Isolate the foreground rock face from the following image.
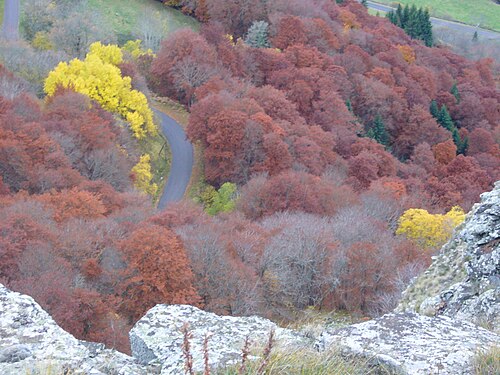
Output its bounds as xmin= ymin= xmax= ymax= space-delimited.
xmin=398 ymin=182 xmax=500 ymax=329
xmin=0 ymin=284 xmax=151 ymax=375
xmin=130 ymin=304 xmax=308 ymax=374
xmin=316 ymin=312 xmax=499 ymax=375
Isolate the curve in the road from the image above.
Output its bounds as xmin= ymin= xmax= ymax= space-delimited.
xmin=366 ymin=1 xmax=500 ymax=40
xmin=1 ymin=0 xmax=20 ymax=41
xmin=154 ymin=109 xmax=194 ymax=209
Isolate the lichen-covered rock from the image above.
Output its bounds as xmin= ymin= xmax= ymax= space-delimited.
xmin=316 ymin=312 xmax=500 ymax=375
xmin=130 ymin=304 xmax=309 ymax=374
xmin=398 ymin=182 xmax=500 ymax=330
xmin=0 ymin=284 xmax=153 ymax=375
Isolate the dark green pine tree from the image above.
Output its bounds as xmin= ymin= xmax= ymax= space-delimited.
xmin=387 ymin=11 xmax=396 ymax=25
xmin=421 ymin=8 xmax=433 ymax=47
xmin=451 ymin=83 xmax=461 ymax=103
xmin=367 ymin=115 xmax=389 ymax=147
xmin=452 ymin=128 xmax=468 ymax=155
xmin=437 ymin=105 xmax=455 ymax=131
xmin=404 ymin=6 xmax=420 ymax=39
xmin=415 ymin=8 xmax=425 ymax=37
xmin=394 ymin=4 xmax=404 ymax=27
xmin=430 ymin=100 xmax=439 ymax=118
xmin=387 ymin=5 xmax=433 ymax=46
xmin=346 ymin=99 xmax=353 ymax=113
xmin=402 ymin=4 xmax=411 ymax=26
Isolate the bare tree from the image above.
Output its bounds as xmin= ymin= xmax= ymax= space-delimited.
xmin=259 ymin=213 xmax=338 ymax=310
xmin=135 ymin=8 xmax=166 ymax=52
xmin=177 ymin=221 xmax=261 ymax=315
xmin=0 ymin=71 xmax=28 ymax=99
xmin=170 ymin=55 xmax=219 ymax=104
xmin=0 ymin=40 xmax=68 ymax=96
xmin=50 ymin=7 xmax=115 ymax=58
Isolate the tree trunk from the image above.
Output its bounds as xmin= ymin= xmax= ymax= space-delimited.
xmin=2 ymin=0 xmax=20 ymax=41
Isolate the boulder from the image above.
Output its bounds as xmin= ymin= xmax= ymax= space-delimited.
xmin=398 ymin=181 xmax=500 ymax=330
xmin=130 ymin=304 xmax=308 ymax=374
xmin=0 ymin=284 xmax=153 ymax=375
xmin=316 ymin=312 xmax=500 ymax=375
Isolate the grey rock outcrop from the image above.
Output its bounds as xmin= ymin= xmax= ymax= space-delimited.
xmin=316 ymin=312 xmax=499 ymax=375
xmin=0 ymin=284 xmax=153 ymax=375
xmin=130 ymin=304 xmax=308 ymax=374
xmin=398 ymin=181 xmax=500 ymax=330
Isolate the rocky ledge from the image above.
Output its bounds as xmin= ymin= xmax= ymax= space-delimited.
xmin=317 ymin=312 xmax=499 ymax=375
xmin=398 ymin=181 xmax=500 ymax=329
xmin=130 ymin=304 xmax=308 ymax=374
xmin=0 ymin=284 xmax=152 ymax=375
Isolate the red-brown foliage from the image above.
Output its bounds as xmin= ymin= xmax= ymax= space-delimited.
xmin=118 ymin=224 xmax=201 ymax=321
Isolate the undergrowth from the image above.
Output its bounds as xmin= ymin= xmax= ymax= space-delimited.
xmin=472 ymin=345 xmax=500 ymax=375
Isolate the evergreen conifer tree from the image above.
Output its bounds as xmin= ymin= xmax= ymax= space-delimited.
xmin=452 ymin=129 xmax=468 ymax=155
xmin=387 ymin=4 xmax=433 ymax=46
xmin=394 ymin=4 xmax=404 ymax=27
xmin=402 ymin=4 xmax=410 ymax=26
xmin=430 ymin=100 xmax=439 ymax=118
xmin=451 ymin=83 xmax=461 ymax=103
xmin=421 ymin=9 xmax=433 ymax=46
xmin=404 ymin=6 xmax=419 ymax=39
xmin=245 ymin=21 xmax=270 ymax=48
xmin=346 ymin=99 xmax=353 ymax=113
xmin=437 ymin=105 xmax=454 ymax=131
xmin=367 ymin=115 xmax=389 ymax=147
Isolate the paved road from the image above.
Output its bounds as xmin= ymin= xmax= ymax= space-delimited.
xmin=1 ymin=0 xmax=20 ymax=41
xmin=366 ymin=1 xmax=500 ymax=40
xmin=154 ymin=109 xmax=193 ymax=209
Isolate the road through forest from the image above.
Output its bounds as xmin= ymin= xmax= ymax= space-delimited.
xmin=2 ymin=0 xmax=195 ymax=207
xmin=154 ymin=109 xmax=194 ymax=209
xmin=1 ymin=0 xmax=20 ymax=40
xmin=366 ymin=1 xmax=500 ymax=40
xmin=3 ymin=0 xmax=497 ymax=208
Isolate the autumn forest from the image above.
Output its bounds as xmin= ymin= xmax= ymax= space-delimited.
xmin=0 ymin=0 xmax=498 ymax=354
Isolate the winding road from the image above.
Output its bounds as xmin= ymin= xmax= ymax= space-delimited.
xmin=2 ymin=0 xmax=194 ymax=207
xmin=1 ymin=0 xmax=20 ymax=41
xmin=154 ymin=109 xmax=194 ymax=209
xmin=366 ymin=1 xmax=500 ymax=40
xmin=3 ymin=0 xmax=497 ymax=208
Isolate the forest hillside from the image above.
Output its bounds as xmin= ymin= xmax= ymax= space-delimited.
xmin=0 ymin=0 xmax=498 ymax=367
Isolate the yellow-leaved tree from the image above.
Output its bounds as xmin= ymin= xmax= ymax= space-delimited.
xmin=44 ymin=42 xmax=156 ymax=139
xmin=122 ymin=40 xmax=154 ymax=59
xmin=131 ymin=154 xmax=158 ymax=195
xmin=396 ymin=206 xmax=466 ymax=249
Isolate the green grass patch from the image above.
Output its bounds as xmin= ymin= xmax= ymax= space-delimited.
xmin=137 ymin=121 xmax=171 ymax=204
xmin=473 ymin=346 xmax=500 ymax=375
xmin=87 ymin=0 xmax=199 ymax=43
xmin=373 ymin=0 xmax=500 ymax=31
xmin=187 ymin=142 xmax=206 ymax=200
xmin=368 ymin=7 xmax=386 ymax=17
xmin=2 ymin=0 xmax=198 ymax=42
xmin=152 ymin=96 xmax=190 ymax=128
xmin=0 ymin=0 xmax=4 ymax=25
xmin=219 ymin=347 xmax=396 ymax=375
